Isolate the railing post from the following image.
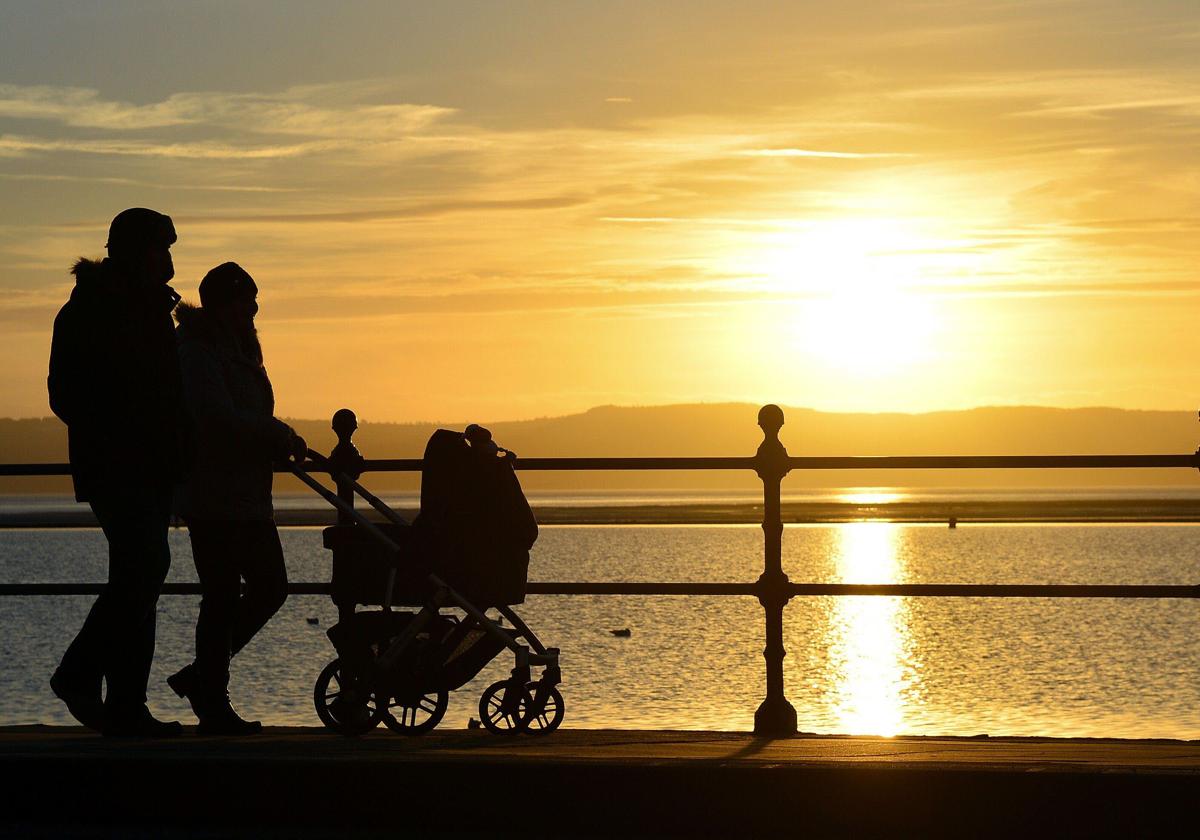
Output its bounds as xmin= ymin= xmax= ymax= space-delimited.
xmin=329 ymin=408 xmax=364 ymax=525
xmin=753 ymin=404 xmax=797 ymax=737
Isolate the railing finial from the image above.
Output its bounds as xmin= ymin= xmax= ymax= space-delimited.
xmin=330 ymin=407 xmax=363 ymax=475
xmin=329 ymin=408 xmax=364 ymax=524
xmin=332 ymin=407 xmax=358 ymax=449
xmin=758 ymin=403 xmax=784 ymax=439
xmin=754 ymin=404 xmax=790 ymax=482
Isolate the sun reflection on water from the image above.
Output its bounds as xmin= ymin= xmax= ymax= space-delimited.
xmin=827 ymin=522 xmax=919 ymax=736
xmin=839 ymin=489 xmax=904 ymax=506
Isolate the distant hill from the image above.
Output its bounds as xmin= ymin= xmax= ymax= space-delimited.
xmin=3 ymin=404 xmax=1199 ymax=493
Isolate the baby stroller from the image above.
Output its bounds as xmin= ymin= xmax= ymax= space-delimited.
xmin=290 ymin=425 xmax=563 ymax=736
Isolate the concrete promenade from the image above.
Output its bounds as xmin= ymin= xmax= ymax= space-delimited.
xmin=3 ymin=727 xmax=1198 ymax=837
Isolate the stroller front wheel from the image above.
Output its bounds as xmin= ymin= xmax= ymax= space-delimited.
xmin=522 ymin=682 xmax=564 ymax=735
xmin=313 ymin=658 xmax=385 ymax=736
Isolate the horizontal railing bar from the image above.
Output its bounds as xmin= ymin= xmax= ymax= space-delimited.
xmin=4 ymin=453 xmax=1199 ymax=478
xmin=787 ymin=454 xmax=1200 ymax=470
xmin=789 ymin=583 xmax=1200 ymax=598
xmin=525 ymin=582 xmax=757 ymax=595
xmin=495 ymin=457 xmax=756 ymax=471
xmin=0 ymin=583 xmax=332 ymax=596
xmin=344 ymin=454 xmax=1200 ymax=471
xmin=530 ymin=583 xmax=1194 ymax=597
xmin=1 ymin=582 xmax=1196 ymax=598
xmin=355 ymin=458 xmax=759 ymax=472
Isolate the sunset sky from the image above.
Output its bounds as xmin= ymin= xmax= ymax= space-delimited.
xmin=1 ymin=1 xmax=1198 ymax=422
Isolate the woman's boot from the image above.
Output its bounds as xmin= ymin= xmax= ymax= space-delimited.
xmin=168 ymin=663 xmax=262 ymax=735
xmin=195 ymin=696 xmax=263 ymax=736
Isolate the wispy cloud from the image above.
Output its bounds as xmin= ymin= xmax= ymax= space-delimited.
xmin=0 ymin=134 xmax=326 ymax=160
xmin=737 ymin=148 xmax=915 ymax=159
xmin=0 ymin=83 xmax=453 ymax=138
xmin=173 ymin=194 xmax=591 ymax=225
xmin=599 ymin=216 xmax=842 ymax=229
xmin=896 ymin=70 xmax=1200 ymax=118
xmin=1015 ymin=95 xmax=1200 ymax=118
xmin=915 ymin=279 xmax=1200 ymax=299
xmin=0 ymin=84 xmax=193 ymax=130
xmin=0 ymin=171 xmax=304 ymax=192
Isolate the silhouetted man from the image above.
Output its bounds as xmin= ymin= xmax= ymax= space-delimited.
xmin=48 ymin=208 xmax=185 ymax=737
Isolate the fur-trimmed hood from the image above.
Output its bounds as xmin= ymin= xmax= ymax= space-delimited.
xmin=69 ymin=256 xmax=180 ymax=311
xmin=173 ymin=300 xmax=212 ymax=336
xmin=69 ymin=257 xmax=109 ymax=289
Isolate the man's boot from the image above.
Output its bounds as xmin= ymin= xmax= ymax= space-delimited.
xmin=50 ymin=668 xmax=104 ymax=731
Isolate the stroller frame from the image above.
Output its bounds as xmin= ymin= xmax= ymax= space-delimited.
xmin=291 ymin=453 xmax=562 ymax=735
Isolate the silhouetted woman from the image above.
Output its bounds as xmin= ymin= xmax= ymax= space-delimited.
xmin=167 ymin=262 xmax=306 ymax=734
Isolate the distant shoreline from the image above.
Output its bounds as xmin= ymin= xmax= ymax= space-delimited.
xmin=4 ymin=498 xmax=1200 ymax=528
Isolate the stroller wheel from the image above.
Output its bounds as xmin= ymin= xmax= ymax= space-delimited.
xmin=382 ymin=689 xmax=449 ymax=735
xmin=522 ymin=682 xmax=564 ymax=735
xmin=479 ymin=680 xmax=532 ymax=735
xmin=313 ymin=658 xmax=384 ymax=736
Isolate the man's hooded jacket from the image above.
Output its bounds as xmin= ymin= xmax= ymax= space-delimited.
xmin=48 ymin=258 xmax=184 ymax=501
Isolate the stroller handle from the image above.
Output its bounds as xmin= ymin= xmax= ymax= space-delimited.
xmin=287 ymin=461 xmax=403 ymax=551
xmin=300 ymin=448 xmax=408 ymax=528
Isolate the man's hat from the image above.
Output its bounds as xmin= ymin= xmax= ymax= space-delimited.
xmin=199 ymin=262 xmax=257 ymax=308
xmin=106 ymin=208 xmax=176 ymax=256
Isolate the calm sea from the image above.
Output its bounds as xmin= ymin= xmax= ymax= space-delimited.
xmin=2 ymin=500 xmax=1198 ymax=738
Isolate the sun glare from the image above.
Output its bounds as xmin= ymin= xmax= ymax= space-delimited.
xmin=840 ymin=490 xmax=904 ymax=506
xmin=740 ymin=217 xmax=945 ymax=377
xmin=800 ymin=291 xmax=936 ymax=375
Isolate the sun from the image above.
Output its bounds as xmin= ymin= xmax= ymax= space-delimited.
xmin=800 ymin=285 xmax=938 ymax=376
xmin=744 ymin=217 xmax=943 ymax=377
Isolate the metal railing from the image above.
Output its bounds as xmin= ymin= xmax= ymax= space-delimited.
xmin=2 ymin=404 xmax=1200 ymax=736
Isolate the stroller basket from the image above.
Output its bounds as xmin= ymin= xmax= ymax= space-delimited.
xmin=327 ymin=608 xmax=513 ymax=694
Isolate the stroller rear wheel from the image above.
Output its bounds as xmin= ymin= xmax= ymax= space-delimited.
xmin=314 ymin=658 xmax=384 ymax=735
xmin=479 ymin=680 xmax=531 ymax=734
xmin=382 ymin=689 xmax=449 ymax=735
